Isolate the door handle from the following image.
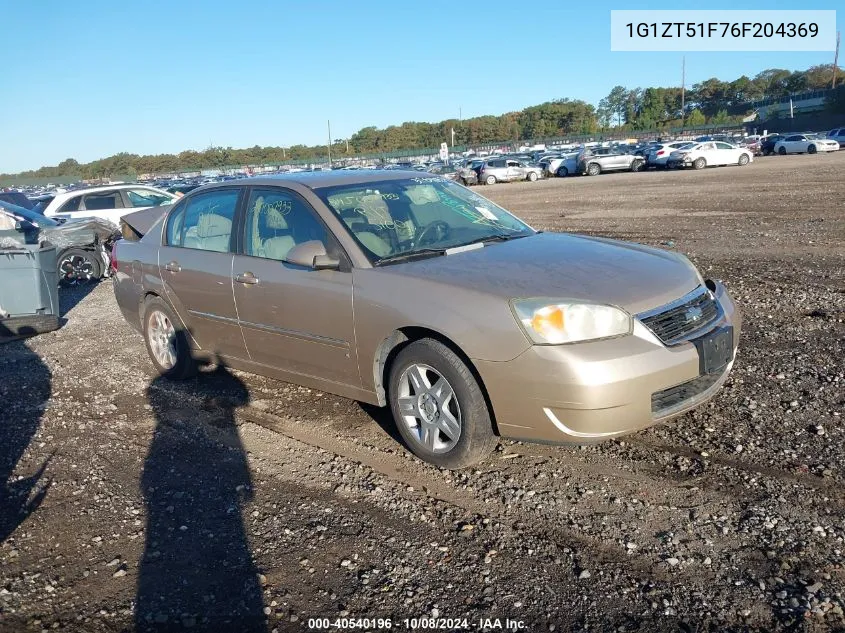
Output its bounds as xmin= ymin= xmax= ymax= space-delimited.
xmin=164 ymin=261 xmax=181 ymax=273
xmin=235 ymin=272 xmax=259 ymax=285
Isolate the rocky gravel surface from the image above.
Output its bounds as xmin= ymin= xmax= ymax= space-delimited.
xmin=1 ymin=152 xmax=843 ymax=632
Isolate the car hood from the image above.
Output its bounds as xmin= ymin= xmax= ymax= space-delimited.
xmin=378 ymin=232 xmax=701 ymax=315
xmin=41 ymin=217 xmax=120 ymax=247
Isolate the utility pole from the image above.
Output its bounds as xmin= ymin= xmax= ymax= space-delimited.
xmin=327 ymin=120 xmax=332 ymax=166
xmin=833 ymin=31 xmax=841 ymax=89
xmin=681 ymin=56 xmax=686 ymax=123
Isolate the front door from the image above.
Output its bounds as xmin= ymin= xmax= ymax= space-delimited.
xmin=157 ymin=187 xmax=248 ymax=360
xmin=232 ymin=187 xmax=360 ymax=387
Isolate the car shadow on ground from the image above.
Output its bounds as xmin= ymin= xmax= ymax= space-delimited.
xmin=0 ymin=339 xmax=52 ymax=543
xmin=59 ymin=279 xmax=101 ymax=316
xmin=136 ymin=366 xmax=266 ymax=632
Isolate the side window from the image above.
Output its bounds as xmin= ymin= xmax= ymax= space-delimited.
xmin=83 ymin=190 xmax=124 ymax=211
xmin=244 ymin=188 xmax=328 ymax=261
xmin=165 ymin=201 xmax=187 ymax=246
xmin=785 ymin=135 xmax=801 ymax=142
xmin=506 ymin=160 xmax=519 ymax=167
xmin=58 ymin=196 xmax=81 ymax=213
xmin=126 ymin=189 xmax=172 ymax=208
xmin=715 ymin=142 xmax=733 ymax=150
xmin=179 ymin=189 xmax=239 ymax=252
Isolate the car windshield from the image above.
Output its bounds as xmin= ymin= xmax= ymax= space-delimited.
xmin=316 ymin=177 xmax=535 ymax=263
xmin=0 ymin=200 xmax=60 ymax=227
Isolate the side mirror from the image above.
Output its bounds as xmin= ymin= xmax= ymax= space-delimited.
xmin=284 ymin=240 xmax=340 ymax=270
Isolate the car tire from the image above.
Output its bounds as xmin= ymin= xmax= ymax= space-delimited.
xmin=142 ymin=296 xmax=197 ymax=380
xmin=692 ymin=157 xmax=706 ymax=170
xmin=58 ymin=248 xmax=102 ymax=286
xmin=388 ymin=338 xmax=497 ymax=469
xmin=631 ymin=159 xmax=645 ymax=172
xmin=808 ymin=145 xmax=817 ymax=154
xmin=485 ymin=175 xmax=497 ymax=185
xmin=527 ymin=171 xmax=538 ymax=182
xmin=556 ymin=166 xmax=568 ymax=177
xmin=0 ymin=314 xmax=60 ymax=338
xmin=586 ymin=163 xmax=601 ymax=176
xmin=778 ymin=146 xmax=787 ymax=155
xmin=738 ymin=154 xmax=750 ymax=166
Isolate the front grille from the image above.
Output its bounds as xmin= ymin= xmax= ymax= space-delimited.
xmin=639 ymin=287 xmax=719 ymax=345
xmin=651 ymin=370 xmax=724 ymax=416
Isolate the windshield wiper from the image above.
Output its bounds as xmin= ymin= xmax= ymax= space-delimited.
xmin=373 ymin=248 xmax=448 ymax=266
xmin=458 ymin=232 xmax=534 ymax=247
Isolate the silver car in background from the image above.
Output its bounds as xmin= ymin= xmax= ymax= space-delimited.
xmin=477 ymin=159 xmax=544 ymax=185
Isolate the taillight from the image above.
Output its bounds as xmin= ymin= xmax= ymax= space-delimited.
xmin=110 ymin=240 xmax=119 ymax=274
xmin=657 ymin=150 xmax=665 ymax=156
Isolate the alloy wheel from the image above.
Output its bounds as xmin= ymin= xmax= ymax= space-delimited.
xmin=396 ymin=363 xmax=462 ymax=453
xmin=148 ymin=310 xmax=177 ymax=370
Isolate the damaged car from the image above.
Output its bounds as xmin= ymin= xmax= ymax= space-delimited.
xmin=0 ymin=200 xmax=120 ymax=285
xmin=112 ymin=172 xmax=741 ymax=469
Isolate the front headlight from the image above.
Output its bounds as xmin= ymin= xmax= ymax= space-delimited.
xmin=511 ymin=299 xmax=632 ymax=345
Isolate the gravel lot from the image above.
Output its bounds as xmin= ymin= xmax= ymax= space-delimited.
xmin=1 ymin=153 xmax=844 ymax=633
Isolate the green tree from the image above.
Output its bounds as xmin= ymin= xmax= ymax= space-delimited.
xmin=686 ymin=109 xmax=706 ymax=126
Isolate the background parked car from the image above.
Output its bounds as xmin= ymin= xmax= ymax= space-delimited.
xmin=646 ymin=142 xmax=694 ymax=169
xmin=477 ymin=159 xmax=543 ymax=185
xmin=543 ymin=152 xmax=579 ymax=177
xmin=426 ymin=164 xmax=478 ymax=186
xmin=827 ymin=127 xmax=845 ymax=148
xmin=774 ymin=134 xmax=840 ymax=155
xmin=577 ymin=147 xmax=645 ymax=176
xmin=667 ymin=141 xmax=753 ymax=169
xmin=0 ymin=200 xmax=120 ymax=285
xmin=41 ymin=184 xmax=178 ymax=225
xmin=759 ymin=134 xmax=786 ymax=156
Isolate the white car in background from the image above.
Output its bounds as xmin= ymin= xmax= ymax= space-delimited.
xmin=646 ymin=141 xmax=694 ymax=168
xmin=667 ymin=141 xmax=753 ymax=170
xmin=41 ymin=185 xmax=178 ymax=224
xmin=547 ymin=152 xmax=579 ymax=177
xmin=774 ymin=134 xmax=840 ymax=155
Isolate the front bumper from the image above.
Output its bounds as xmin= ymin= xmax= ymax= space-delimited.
xmin=474 ymin=281 xmax=741 ymax=444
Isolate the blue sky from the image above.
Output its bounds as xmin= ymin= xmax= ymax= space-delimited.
xmin=1 ymin=0 xmax=841 ymax=173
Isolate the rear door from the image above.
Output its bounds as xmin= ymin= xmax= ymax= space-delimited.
xmin=506 ymin=160 xmax=523 ymax=181
xmin=157 ymin=187 xmax=248 ymax=359
xmin=231 ymin=186 xmax=359 ymax=386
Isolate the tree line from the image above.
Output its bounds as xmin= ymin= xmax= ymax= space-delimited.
xmin=4 ymin=63 xmax=842 ymax=180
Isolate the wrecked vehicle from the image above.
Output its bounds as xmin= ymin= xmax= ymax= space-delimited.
xmin=112 ymin=172 xmax=741 ymax=469
xmin=0 ymin=200 xmax=120 ymax=285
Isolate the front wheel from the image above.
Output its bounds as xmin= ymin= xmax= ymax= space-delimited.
xmin=778 ymin=146 xmax=787 ymax=155
xmin=692 ymin=157 xmax=706 ymax=170
xmin=556 ymin=166 xmax=568 ymax=177
xmin=631 ymin=159 xmax=645 ymax=172
xmin=485 ymin=175 xmax=497 ymax=185
xmin=738 ymin=153 xmax=750 ymax=166
xmin=58 ymin=248 xmax=102 ymax=286
xmin=389 ymin=339 xmax=497 ymax=469
xmin=527 ymin=171 xmax=538 ymax=182
xmin=586 ymin=163 xmax=601 ymax=176
xmin=808 ymin=145 xmax=817 ymax=154
xmin=142 ymin=296 xmax=197 ymax=380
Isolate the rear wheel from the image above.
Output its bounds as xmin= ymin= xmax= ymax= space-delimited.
xmin=692 ymin=157 xmax=706 ymax=170
xmin=527 ymin=171 xmax=538 ymax=182
xmin=388 ymin=339 xmax=497 ymax=469
xmin=586 ymin=163 xmax=601 ymax=176
xmin=738 ymin=153 xmax=750 ymax=166
xmin=58 ymin=248 xmax=101 ymax=286
xmin=485 ymin=175 xmax=497 ymax=185
xmin=142 ymin=296 xmax=197 ymax=380
xmin=556 ymin=166 xmax=568 ymax=177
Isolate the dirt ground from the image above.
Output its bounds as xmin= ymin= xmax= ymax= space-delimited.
xmin=1 ymin=152 xmax=844 ymax=633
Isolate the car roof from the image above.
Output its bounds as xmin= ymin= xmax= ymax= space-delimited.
xmin=189 ymin=170 xmax=432 ymax=193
